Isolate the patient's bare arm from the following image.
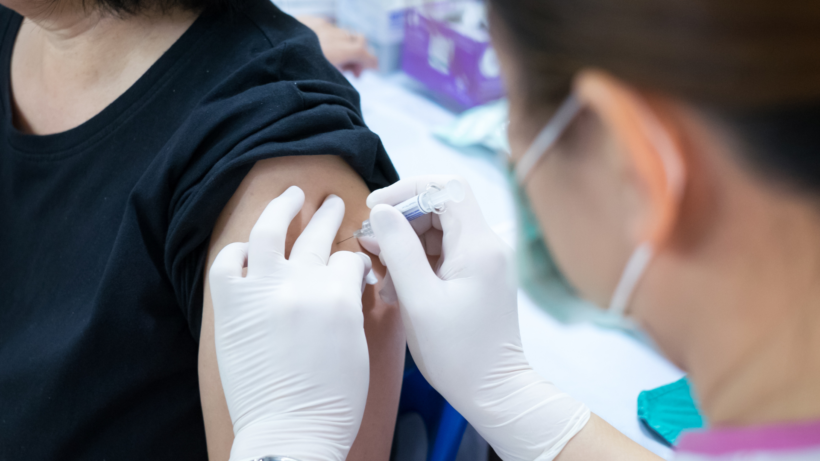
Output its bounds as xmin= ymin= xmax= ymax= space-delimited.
xmin=199 ymin=155 xmax=405 ymax=461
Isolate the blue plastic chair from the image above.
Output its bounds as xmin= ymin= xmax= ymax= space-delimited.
xmin=397 ymin=366 xmax=469 ymax=461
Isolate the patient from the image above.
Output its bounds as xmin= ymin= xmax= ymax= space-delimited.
xmin=0 ymin=0 xmax=403 ymax=459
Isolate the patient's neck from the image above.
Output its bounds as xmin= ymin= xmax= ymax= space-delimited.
xmin=9 ymin=3 xmax=198 ymax=134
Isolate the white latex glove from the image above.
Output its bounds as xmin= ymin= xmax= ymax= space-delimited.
xmin=361 ymin=176 xmax=590 ymax=461
xmin=209 ymin=186 xmax=372 ymax=461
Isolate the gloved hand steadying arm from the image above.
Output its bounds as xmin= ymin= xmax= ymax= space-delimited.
xmin=361 ymin=176 xmax=590 ymax=461
xmin=209 ymin=186 xmax=372 ymax=461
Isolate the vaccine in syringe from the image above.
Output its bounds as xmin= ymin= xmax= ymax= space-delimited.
xmin=353 ymin=180 xmax=466 ymax=239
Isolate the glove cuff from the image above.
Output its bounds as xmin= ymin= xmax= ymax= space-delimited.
xmin=464 ymin=371 xmax=591 ymax=461
xmin=236 ymin=457 xmax=303 ymax=461
xmin=229 ymin=423 xmax=349 ymax=461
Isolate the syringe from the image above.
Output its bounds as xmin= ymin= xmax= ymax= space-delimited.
xmin=348 ymin=180 xmax=466 ymax=240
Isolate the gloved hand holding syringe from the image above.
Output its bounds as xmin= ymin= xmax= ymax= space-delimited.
xmin=339 ymin=180 xmax=466 ymax=243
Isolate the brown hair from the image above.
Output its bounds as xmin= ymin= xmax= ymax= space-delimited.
xmin=56 ymin=0 xmax=244 ymax=16
xmin=489 ymin=0 xmax=820 ymax=194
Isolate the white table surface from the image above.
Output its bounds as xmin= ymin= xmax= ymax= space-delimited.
xmin=349 ymin=71 xmax=685 ymax=459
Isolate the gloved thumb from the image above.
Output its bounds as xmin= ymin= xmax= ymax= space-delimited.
xmin=370 ymin=204 xmax=438 ymax=295
xmin=356 ymin=234 xmax=381 ymax=256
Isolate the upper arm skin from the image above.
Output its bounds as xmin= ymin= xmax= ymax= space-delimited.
xmin=199 ymin=155 xmax=405 ymax=461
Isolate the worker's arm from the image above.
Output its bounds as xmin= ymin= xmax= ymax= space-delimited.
xmin=365 ymin=175 xmax=660 ymax=461
xmin=554 ymin=414 xmax=661 ymax=461
xmin=199 ymin=155 xmax=405 ymax=461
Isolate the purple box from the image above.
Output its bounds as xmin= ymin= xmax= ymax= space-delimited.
xmin=401 ymin=4 xmax=505 ymax=110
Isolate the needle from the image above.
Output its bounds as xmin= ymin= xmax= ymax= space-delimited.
xmin=336 ymin=235 xmax=356 ymax=244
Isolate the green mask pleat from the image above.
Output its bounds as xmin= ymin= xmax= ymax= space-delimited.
xmin=638 ymin=377 xmax=705 ymax=446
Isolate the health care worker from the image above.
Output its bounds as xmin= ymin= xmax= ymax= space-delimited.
xmin=207 ymin=0 xmax=820 ymax=460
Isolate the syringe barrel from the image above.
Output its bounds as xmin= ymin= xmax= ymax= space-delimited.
xmin=352 ymin=195 xmax=425 ymax=239
xmin=351 ymin=180 xmax=466 ymax=239
xmin=394 ymin=195 xmax=428 ymax=220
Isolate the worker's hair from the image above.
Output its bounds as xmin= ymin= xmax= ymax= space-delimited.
xmin=488 ymin=0 xmax=820 ymax=196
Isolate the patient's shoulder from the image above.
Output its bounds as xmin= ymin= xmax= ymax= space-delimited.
xmin=201 ymin=0 xmax=343 ymax=88
xmin=182 ymin=0 xmax=356 ymax=139
xmin=0 ymin=4 xmax=16 ymax=26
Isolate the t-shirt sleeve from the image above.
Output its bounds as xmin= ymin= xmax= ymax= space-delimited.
xmin=162 ymin=40 xmax=399 ymax=340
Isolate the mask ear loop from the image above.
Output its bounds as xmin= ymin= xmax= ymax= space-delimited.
xmin=515 ymin=95 xmax=583 ymax=184
xmin=609 ymin=243 xmax=654 ymax=316
xmin=608 ymin=102 xmax=686 ymax=317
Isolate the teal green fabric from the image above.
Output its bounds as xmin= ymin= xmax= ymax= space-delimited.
xmin=509 ymin=169 xmax=645 ymax=333
xmin=638 ymin=377 xmax=705 ymax=446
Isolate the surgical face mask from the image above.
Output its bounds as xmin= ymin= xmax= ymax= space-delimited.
xmin=509 ymin=95 xmax=655 ymax=335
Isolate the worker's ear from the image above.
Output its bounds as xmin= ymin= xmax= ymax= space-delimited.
xmin=574 ymin=70 xmax=686 ymax=247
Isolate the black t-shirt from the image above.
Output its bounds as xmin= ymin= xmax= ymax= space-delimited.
xmin=0 ymin=1 xmax=398 ymax=458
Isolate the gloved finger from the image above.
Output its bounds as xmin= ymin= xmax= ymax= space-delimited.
xmin=370 ymin=204 xmax=439 ymax=295
xmin=431 ymin=178 xmax=487 ymax=231
xmin=328 ymin=250 xmax=368 ymax=295
xmin=356 ymin=251 xmax=377 ymax=292
xmin=410 ymin=213 xmax=434 ymax=235
xmin=248 ymin=186 xmax=305 ymax=276
xmin=361 ymin=252 xmax=378 ymax=286
xmin=366 ymin=175 xmax=458 ymax=209
xmin=424 ymin=228 xmax=443 ymax=256
xmin=432 ymin=213 xmax=442 ymax=231
xmin=371 ymin=176 xmax=485 ymax=238
xmin=378 ymin=270 xmax=398 ymax=305
xmin=356 ymin=212 xmax=433 ymax=254
xmin=209 ymin=242 xmax=249 ymax=283
xmin=290 ymin=194 xmax=345 ymax=265
xmin=357 ymin=234 xmax=381 ymax=256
